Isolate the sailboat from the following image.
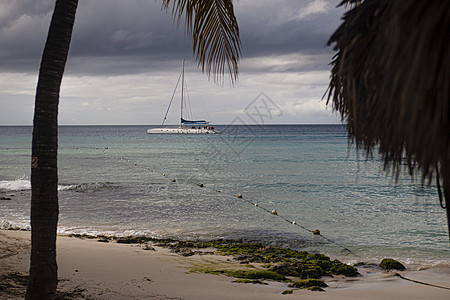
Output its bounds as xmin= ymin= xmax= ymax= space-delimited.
xmin=147 ymin=60 xmax=219 ymax=134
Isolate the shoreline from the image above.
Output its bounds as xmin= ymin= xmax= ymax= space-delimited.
xmin=1 ymin=230 xmax=449 ymax=299
xmin=2 ymin=219 xmax=448 ymax=270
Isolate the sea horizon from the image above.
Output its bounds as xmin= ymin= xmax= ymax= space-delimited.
xmin=0 ymin=123 xmax=344 ymax=127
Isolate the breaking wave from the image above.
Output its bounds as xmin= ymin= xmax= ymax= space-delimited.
xmin=0 ymin=220 xmax=30 ymax=231
xmin=0 ymin=178 xmax=116 ymax=192
xmin=0 ymin=178 xmax=30 ymax=191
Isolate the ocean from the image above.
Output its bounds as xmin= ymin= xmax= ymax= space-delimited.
xmin=0 ymin=125 xmax=448 ymax=269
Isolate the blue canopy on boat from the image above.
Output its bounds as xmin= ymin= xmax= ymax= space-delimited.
xmin=181 ymin=118 xmax=209 ymax=125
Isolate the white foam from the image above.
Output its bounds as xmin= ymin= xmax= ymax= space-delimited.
xmin=56 ymin=226 xmax=157 ymax=238
xmin=58 ymin=184 xmax=77 ymax=191
xmin=0 ymin=178 xmax=31 ymax=191
xmin=0 ymin=178 xmax=77 ymax=191
xmin=0 ymin=220 xmax=30 ymax=231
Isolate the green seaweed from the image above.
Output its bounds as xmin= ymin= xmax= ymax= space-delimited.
xmin=330 ymin=260 xmax=359 ymax=277
xmin=379 ymin=258 xmax=406 ymax=271
xmin=226 ymin=269 xmax=287 ymax=281
xmin=233 ymin=279 xmax=268 ymax=285
xmin=204 ymin=242 xmax=309 ymax=263
xmin=306 ymin=254 xmax=333 ymax=270
xmin=269 ymin=254 xmax=351 ymax=279
xmin=67 ymin=234 xmax=97 ymax=239
xmin=116 ymin=237 xmax=145 ymax=244
xmin=193 ymin=267 xmax=287 ymax=281
xmin=270 ymin=262 xmax=308 ymax=278
xmin=281 ymin=289 xmax=294 ymax=294
xmin=302 ymin=266 xmax=326 ymax=279
xmin=289 ymin=279 xmax=328 ymax=288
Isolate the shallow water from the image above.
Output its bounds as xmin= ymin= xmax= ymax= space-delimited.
xmin=0 ymin=125 xmax=448 ymax=268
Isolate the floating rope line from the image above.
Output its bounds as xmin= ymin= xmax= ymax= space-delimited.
xmin=220 ymin=190 xmax=356 ymax=255
xmin=100 ymin=147 xmax=356 ymax=255
xmin=394 ymin=273 xmax=450 ymax=290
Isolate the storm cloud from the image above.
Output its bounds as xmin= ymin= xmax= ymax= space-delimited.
xmin=0 ymin=0 xmax=346 ymax=125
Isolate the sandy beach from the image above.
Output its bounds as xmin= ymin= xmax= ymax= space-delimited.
xmin=1 ymin=229 xmax=449 ymax=299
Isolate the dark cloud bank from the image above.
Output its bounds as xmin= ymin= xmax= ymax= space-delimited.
xmin=0 ymin=0 xmax=345 ymax=76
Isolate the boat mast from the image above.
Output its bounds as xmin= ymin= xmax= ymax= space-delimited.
xmin=180 ymin=59 xmax=184 ymax=128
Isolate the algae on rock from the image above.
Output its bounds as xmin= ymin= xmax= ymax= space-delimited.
xmin=379 ymin=258 xmax=406 ymax=271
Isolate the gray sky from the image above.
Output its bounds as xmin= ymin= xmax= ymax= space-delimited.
xmin=0 ymin=0 xmax=346 ymax=125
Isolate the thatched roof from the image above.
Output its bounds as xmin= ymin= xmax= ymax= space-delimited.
xmin=326 ymin=0 xmax=449 ymax=235
xmin=327 ymin=0 xmax=449 ymax=182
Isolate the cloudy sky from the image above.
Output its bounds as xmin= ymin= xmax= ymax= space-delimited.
xmin=0 ymin=0 xmax=347 ymax=125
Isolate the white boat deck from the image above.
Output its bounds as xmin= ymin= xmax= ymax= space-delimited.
xmin=147 ymin=127 xmax=219 ymax=134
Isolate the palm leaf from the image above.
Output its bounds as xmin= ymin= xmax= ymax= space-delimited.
xmin=162 ymin=0 xmax=241 ymax=83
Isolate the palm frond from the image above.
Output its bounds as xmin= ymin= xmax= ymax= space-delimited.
xmin=162 ymin=0 xmax=241 ymax=83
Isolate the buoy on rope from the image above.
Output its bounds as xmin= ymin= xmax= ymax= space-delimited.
xmin=172 ymin=179 xmax=176 ymax=182
xmin=271 ymin=210 xmax=278 ymax=215
xmin=292 ymin=221 xmax=296 ymax=225
xmin=198 ymin=183 xmax=204 ymax=187
xmin=237 ymin=194 xmax=243 ymax=198
xmin=162 ymin=173 xmax=165 ymax=176
xmin=254 ymin=203 xmax=258 ymax=207
xmin=313 ymin=229 xmax=320 ymax=235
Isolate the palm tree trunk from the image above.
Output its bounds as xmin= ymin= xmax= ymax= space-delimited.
xmin=442 ymin=162 xmax=450 ymax=241
xmin=26 ymin=0 xmax=78 ymax=299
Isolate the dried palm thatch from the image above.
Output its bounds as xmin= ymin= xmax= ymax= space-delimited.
xmin=327 ymin=0 xmax=450 ymax=236
xmin=162 ymin=0 xmax=241 ymax=83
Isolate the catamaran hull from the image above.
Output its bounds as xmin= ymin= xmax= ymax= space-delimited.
xmin=147 ymin=128 xmax=219 ymax=134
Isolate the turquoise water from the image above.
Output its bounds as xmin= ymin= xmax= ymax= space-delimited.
xmin=0 ymin=125 xmax=448 ymax=267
